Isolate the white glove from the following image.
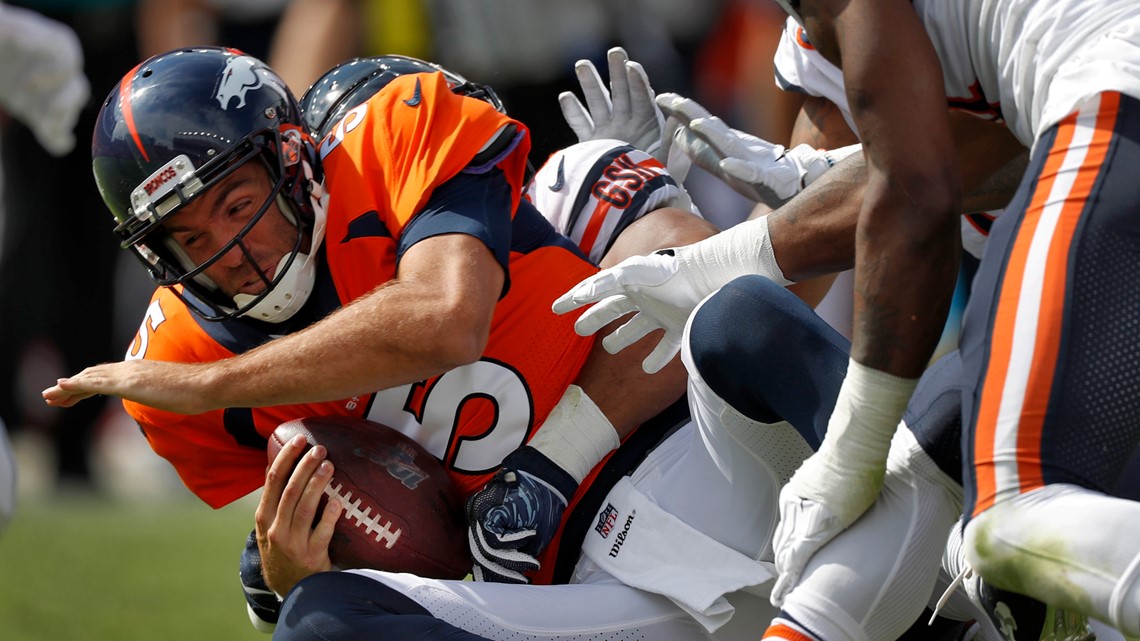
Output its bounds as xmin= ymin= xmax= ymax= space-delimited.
xmin=0 ymin=5 xmax=90 ymax=156
xmin=770 ymin=359 xmax=917 ymax=607
xmin=558 ymin=47 xmax=665 ymax=158
xmin=553 ymin=216 xmax=789 ymax=374
xmin=656 ymin=93 xmax=859 ymax=208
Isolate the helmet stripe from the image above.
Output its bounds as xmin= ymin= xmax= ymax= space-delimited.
xmin=119 ymin=63 xmax=150 ymax=163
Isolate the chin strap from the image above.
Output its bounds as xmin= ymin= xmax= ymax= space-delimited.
xmin=236 ymin=164 xmax=328 ymax=323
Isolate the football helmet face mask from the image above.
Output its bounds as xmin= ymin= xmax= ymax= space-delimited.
xmin=301 ymin=54 xmax=505 ymax=140
xmin=92 ymin=47 xmax=326 ymax=323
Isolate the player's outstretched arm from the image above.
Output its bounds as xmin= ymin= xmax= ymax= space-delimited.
xmin=770 ymin=0 xmax=961 ymax=606
xmin=554 ymin=213 xmax=791 ymax=374
xmin=43 ymin=233 xmax=504 ymax=414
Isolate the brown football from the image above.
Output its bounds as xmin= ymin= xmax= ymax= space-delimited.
xmin=268 ymin=415 xmax=471 ymax=579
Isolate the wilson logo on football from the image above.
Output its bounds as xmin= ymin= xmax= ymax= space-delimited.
xmin=216 ymin=55 xmax=263 ymax=110
xmin=595 ymin=503 xmax=619 ymax=538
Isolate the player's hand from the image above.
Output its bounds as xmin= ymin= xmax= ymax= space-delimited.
xmin=42 ymin=360 xmax=216 ymax=415
xmin=466 ymin=446 xmax=578 ymax=583
xmin=771 ymin=359 xmax=914 ymax=606
xmin=770 ymin=476 xmax=850 ymax=606
xmin=558 ymin=47 xmax=665 ymax=156
xmin=0 ymin=4 xmax=90 ymax=156
xmin=255 ymin=434 xmax=344 ymax=596
xmin=657 ymin=93 xmax=836 ymax=208
xmin=553 ymin=247 xmax=716 ymax=374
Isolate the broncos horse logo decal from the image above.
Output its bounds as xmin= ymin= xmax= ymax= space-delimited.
xmin=216 ymin=56 xmax=263 ymax=110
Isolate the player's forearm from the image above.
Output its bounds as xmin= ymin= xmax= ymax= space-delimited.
xmin=205 ymin=280 xmax=492 ymax=410
xmin=850 ymin=176 xmax=960 ymax=379
xmin=767 ymin=153 xmax=866 ymax=280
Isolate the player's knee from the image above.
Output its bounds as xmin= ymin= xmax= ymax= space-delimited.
xmin=688 ymin=276 xmax=803 ymax=376
xmin=276 ymin=572 xmax=421 ymax=641
xmin=962 ymin=505 xmax=1032 ymax=593
xmin=688 ymin=275 xmax=848 ymax=435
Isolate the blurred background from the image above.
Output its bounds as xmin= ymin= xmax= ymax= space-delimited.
xmin=0 ymin=0 xmax=816 ymax=638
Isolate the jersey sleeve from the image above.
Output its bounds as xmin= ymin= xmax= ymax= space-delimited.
xmin=323 ymin=72 xmax=529 ymax=236
xmin=320 ymin=71 xmax=531 ymax=303
xmin=525 ymin=139 xmax=697 ymax=265
xmin=773 ymin=16 xmax=857 ymax=133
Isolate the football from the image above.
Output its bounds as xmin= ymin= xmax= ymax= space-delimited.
xmin=268 ymin=415 xmax=471 ymax=579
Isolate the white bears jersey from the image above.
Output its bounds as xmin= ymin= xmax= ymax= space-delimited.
xmin=774 ymin=16 xmax=997 ymax=260
xmin=777 ymin=1 xmax=1140 ymax=147
xmin=526 ymin=139 xmax=697 ymax=265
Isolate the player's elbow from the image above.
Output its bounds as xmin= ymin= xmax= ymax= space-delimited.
xmin=431 ymin=303 xmax=493 ymax=367
xmin=867 ymin=169 xmax=961 ymax=242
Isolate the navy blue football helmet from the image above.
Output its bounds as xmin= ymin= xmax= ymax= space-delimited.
xmin=300 ymin=54 xmax=505 ymax=141
xmin=92 ymin=47 xmax=325 ymax=323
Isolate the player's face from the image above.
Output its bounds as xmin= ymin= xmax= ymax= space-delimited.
xmin=162 ymin=161 xmax=305 ymax=299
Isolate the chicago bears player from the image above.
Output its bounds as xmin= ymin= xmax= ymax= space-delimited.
xmin=556 ymin=0 xmax=1140 ymax=639
xmin=257 ymin=50 xmax=999 ymax=641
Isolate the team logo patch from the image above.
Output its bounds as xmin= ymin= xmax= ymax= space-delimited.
xmin=595 ymin=503 xmax=619 ymax=538
xmin=216 ymin=56 xmax=263 ymax=110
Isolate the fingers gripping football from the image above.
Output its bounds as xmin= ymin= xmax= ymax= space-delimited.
xmin=256 ymin=434 xmax=343 ymax=596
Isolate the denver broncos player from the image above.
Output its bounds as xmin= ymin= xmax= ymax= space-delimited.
xmin=44 ymin=44 xmax=730 ymax=627
xmin=44 ymin=44 xmax=713 ymax=588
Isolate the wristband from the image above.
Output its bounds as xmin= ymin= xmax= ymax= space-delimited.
xmin=527 ymin=385 xmax=618 ymax=483
xmin=684 ymin=215 xmax=792 ymax=289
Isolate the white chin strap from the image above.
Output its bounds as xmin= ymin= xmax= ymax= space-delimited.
xmin=233 ymin=166 xmax=328 ymax=324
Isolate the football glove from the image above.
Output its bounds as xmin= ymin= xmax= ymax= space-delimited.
xmin=0 ymin=5 xmax=89 ymax=156
xmin=657 ymin=93 xmax=859 ymax=208
xmin=554 ymin=216 xmax=788 ymax=374
xmin=466 ymin=445 xmax=578 ymax=583
xmin=239 ymin=530 xmax=281 ymax=634
xmin=771 ymin=358 xmax=917 ymax=607
xmin=559 ymin=47 xmax=665 ymax=157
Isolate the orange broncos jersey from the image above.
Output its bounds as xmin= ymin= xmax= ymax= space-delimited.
xmin=123 ymin=71 xmax=598 ymax=509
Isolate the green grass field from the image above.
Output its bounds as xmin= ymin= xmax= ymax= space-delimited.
xmin=0 ymin=492 xmax=267 ymax=641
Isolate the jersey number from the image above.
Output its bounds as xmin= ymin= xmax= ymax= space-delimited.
xmin=126 ymin=300 xmax=167 ymax=360
xmin=366 ymin=359 xmax=534 ymax=475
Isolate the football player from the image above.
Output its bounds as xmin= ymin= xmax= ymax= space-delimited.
xmin=556 ymin=0 xmax=1140 ymax=639
xmin=643 ymin=22 xmax=1124 ymax=641
xmin=259 ymin=51 xmax=990 ymax=641
xmin=43 ymin=43 xmax=711 ymax=591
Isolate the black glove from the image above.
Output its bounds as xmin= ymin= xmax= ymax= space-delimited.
xmin=465 ymin=446 xmax=579 ymax=583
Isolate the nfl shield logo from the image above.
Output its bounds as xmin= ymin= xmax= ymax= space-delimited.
xmin=595 ymin=503 xmax=619 ymax=538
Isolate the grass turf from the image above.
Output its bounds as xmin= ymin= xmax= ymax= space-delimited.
xmin=0 ymin=492 xmax=266 ymax=641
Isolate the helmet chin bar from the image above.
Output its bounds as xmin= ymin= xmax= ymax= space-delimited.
xmin=234 ymin=162 xmax=328 ymax=323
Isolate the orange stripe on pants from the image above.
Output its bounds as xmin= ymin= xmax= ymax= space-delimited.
xmin=972 ymin=93 xmax=1120 ymax=516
